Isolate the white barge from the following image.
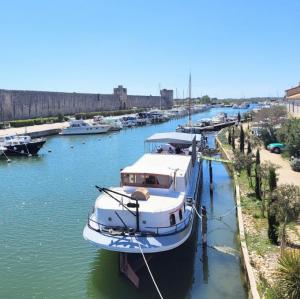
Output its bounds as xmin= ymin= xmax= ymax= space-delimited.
xmin=83 ymin=132 xmax=203 ymax=254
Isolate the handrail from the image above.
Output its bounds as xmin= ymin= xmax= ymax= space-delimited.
xmin=87 ymin=210 xmax=194 ymax=237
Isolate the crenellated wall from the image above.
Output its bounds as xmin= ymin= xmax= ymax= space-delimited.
xmin=0 ymin=85 xmax=173 ymax=121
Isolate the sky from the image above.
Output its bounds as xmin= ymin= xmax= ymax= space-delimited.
xmin=0 ymin=0 xmax=299 ymax=98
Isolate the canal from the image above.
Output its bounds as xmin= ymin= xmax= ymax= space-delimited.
xmin=0 ymin=107 xmax=250 ymax=299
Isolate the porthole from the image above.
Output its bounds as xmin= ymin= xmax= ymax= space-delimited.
xmin=142 ymin=220 xmax=146 ymax=224
xmin=179 ymin=209 xmax=183 ymax=220
xmin=170 ymin=214 xmax=176 ymax=226
xmin=108 ymin=217 xmax=112 ymax=221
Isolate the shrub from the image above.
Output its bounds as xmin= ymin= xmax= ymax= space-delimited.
xmin=57 ymin=113 xmax=64 ymax=122
xmin=276 ymin=250 xmax=300 ymax=299
xmin=9 ymin=119 xmax=35 ymax=127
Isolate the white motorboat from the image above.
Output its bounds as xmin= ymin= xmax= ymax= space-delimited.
xmin=93 ymin=116 xmax=123 ymax=131
xmin=120 ymin=116 xmax=138 ymax=127
xmin=60 ymin=119 xmax=110 ymax=135
xmin=83 ymin=132 xmax=202 ymax=254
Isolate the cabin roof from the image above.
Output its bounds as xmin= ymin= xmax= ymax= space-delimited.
xmin=121 ymin=153 xmax=191 ymax=177
xmin=145 ymin=132 xmax=202 ymax=144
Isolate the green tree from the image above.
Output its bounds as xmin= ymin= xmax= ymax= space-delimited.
xmin=271 ymin=184 xmax=300 ymax=253
xmin=269 ymin=166 xmax=277 ymax=192
xmin=239 ymin=125 xmax=245 ymax=153
xmin=277 ymin=118 xmax=300 ymax=156
xmin=255 ymin=148 xmax=260 ymax=165
xmin=255 ymin=149 xmax=261 ymax=199
xmin=247 ymin=140 xmax=252 ymax=155
xmin=57 ymin=113 xmax=64 ymax=122
xmin=228 ymin=129 xmax=232 ymax=145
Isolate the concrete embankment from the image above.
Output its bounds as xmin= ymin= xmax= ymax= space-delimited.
xmin=0 ymin=122 xmax=68 ymax=138
xmin=216 ymin=134 xmax=260 ymax=299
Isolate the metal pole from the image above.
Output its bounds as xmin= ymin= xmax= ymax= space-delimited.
xmin=136 ymin=199 xmax=140 ymax=232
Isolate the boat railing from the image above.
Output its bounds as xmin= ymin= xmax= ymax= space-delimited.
xmin=87 ymin=210 xmax=194 ymax=237
xmin=144 ymin=212 xmax=193 ymax=235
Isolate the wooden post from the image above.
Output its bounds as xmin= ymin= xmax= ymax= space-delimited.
xmin=201 ymin=206 xmax=207 ymax=246
xmin=209 ymin=160 xmax=213 ymax=194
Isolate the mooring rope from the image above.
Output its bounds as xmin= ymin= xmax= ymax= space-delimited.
xmin=137 ymin=241 xmax=164 ymax=299
xmin=209 ymin=205 xmax=240 ymax=220
xmin=192 ymin=205 xmax=202 ymax=219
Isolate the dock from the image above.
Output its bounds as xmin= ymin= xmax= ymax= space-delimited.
xmin=0 ymin=122 xmax=67 ymax=138
xmin=178 ymin=120 xmax=236 ymax=133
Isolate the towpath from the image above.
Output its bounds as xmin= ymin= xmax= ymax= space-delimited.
xmin=0 ymin=122 xmax=68 ymax=137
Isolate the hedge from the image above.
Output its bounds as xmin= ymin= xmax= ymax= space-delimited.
xmin=7 ymin=109 xmax=145 ymax=127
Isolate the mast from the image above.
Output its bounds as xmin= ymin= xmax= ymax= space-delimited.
xmin=159 ymin=83 xmax=162 ymax=110
xmin=188 ymin=73 xmax=192 ymax=126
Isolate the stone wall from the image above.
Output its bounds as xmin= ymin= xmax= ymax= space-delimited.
xmin=0 ymin=86 xmax=173 ymax=121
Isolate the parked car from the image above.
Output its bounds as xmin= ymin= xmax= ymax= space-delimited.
xmin=267 ymin=143 xmax=285 ymax=154
xmin=291 ymin=150 xmax=300 ymax=172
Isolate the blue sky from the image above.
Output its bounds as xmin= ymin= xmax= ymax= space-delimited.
xmin=0 ymin=0 xmax=299 ymax=98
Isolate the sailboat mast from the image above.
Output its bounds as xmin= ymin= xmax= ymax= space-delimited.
xmin=188 ymin=73 xmax=192 ymax=126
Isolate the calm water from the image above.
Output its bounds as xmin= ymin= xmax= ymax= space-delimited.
xmin=0 ymin=107 xmax=251 ymax=299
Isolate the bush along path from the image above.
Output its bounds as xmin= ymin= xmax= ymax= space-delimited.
xmin=217 ymin=127 xmax=300 ymax=299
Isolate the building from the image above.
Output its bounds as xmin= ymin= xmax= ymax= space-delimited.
xmin=285 ymin=82 xmax=300 ymax=117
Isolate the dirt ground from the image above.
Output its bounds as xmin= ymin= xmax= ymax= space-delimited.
xmin=259 ymin=148 xmax=300 ymax=185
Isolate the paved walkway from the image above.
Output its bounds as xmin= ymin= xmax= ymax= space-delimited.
xmin=259 ymin=148 xmax=300 ymax=186
xmin=0 ymin=122 xmax=68 ymax=137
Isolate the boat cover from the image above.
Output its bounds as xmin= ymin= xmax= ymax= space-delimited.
xmin=145 ymin=132 xmax=202 ymax=144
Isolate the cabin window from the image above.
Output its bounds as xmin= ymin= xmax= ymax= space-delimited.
xmin=121 ymin=173 xmax=172 ymax=188
xmin=179 ymin=209 xmax=183 ymax=220
xmin=170 ymin=214 xmax=176 ymax=226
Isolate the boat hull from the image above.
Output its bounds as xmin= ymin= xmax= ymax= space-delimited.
xmin=4 ymin=140 xmax=46 ymax=156
xmin=83 ymin=210 xmax=195 ymax=254
xmin=60 ymin=127 xmax=110 ymax=135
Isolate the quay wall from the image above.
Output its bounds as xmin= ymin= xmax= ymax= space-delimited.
xmin=0 ymin=86 xmax=173 ymax=121
xmin=216 ymin=134 xmax=260 ymax=299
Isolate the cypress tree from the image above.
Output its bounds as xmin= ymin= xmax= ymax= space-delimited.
xmin=267 ymin=167 xmax=279 ymax=243
xmin=240 ymin=126 xmax=245 ymax=153
xmin=255 ymin=166 xmax=261 ymax=200
xmin=255 ymin=149 xmax=261 ymax=199
xmin=228 ymin=130 xmax=232 ymax=145
xmin=255 ymin=148 xmax=260 ymax=165
xmin=247 ymin=140 xmax=252 ymax=155
xmin=237 ymin=112 xmax=241 ymax=123
xmin=269 ymin=167 xmax=277 ymax=192
xmin=231 ymin=134 xmax=235 ymax=150
xmin=268 ymin=195 xmax=279 ymax=244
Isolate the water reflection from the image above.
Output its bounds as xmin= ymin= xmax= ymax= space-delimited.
xmin=87 ymin=216 xmax=200 ymax=299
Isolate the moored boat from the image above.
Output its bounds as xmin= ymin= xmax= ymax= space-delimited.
xmin=0 ymin=135 xmax=46 ymax=156
xmin=60 ymin=119 xmax=110 ymax=135
xmin=83 ymin=132 xmax=203 ymax=254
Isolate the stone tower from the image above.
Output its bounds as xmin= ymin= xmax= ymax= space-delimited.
xmin=160 ymin=89 xmax=173 ymax=108
xmin=113 ymin=85 xmax=128 ymax=110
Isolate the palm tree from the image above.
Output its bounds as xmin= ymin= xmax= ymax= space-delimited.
xmin=277 ymin=250 xmax=300 ymax=299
